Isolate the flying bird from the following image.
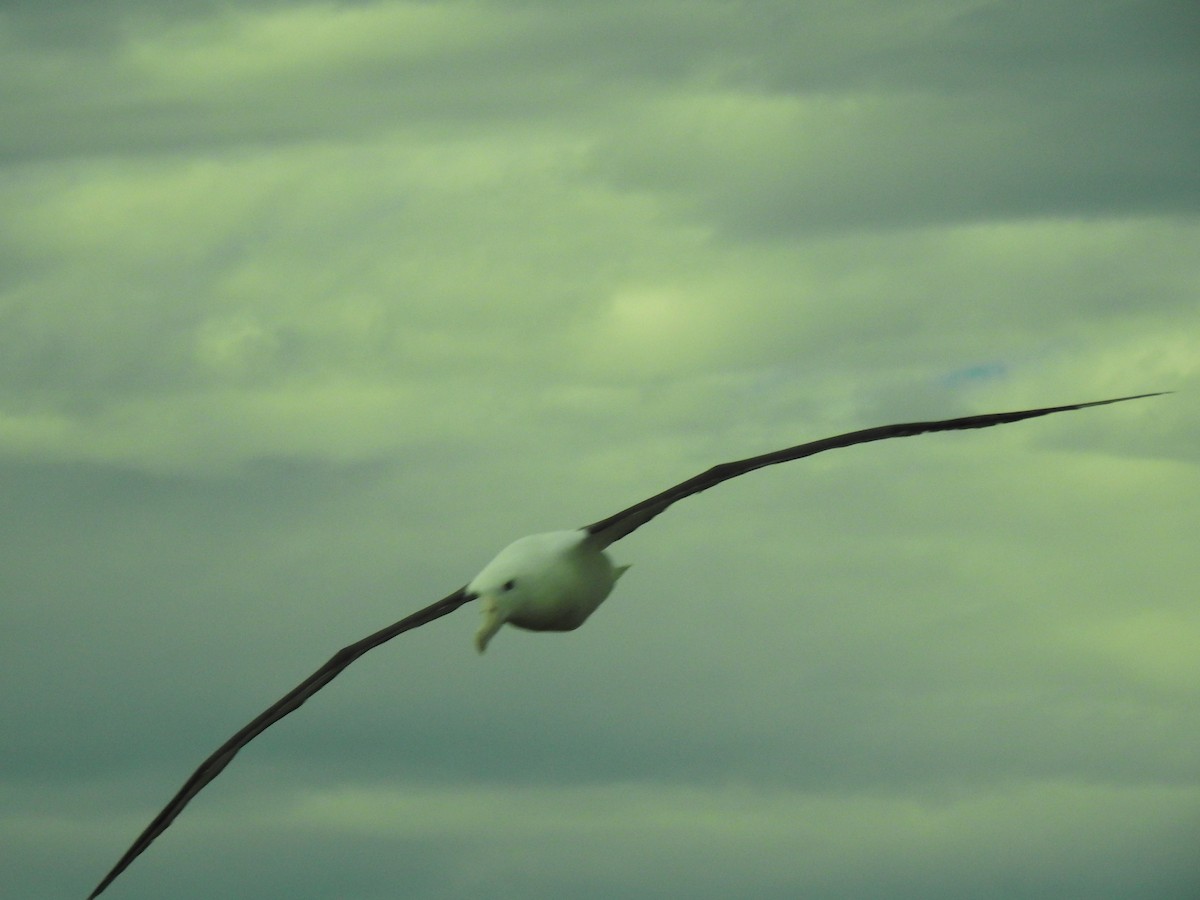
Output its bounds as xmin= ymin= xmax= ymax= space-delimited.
xmin=87 ymin=392 xmax=1164 ymax=898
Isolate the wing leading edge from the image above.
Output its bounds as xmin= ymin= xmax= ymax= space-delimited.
xmin=87 ymin=390 xmax=1166 ymax=897
xmin=583 ymin=393 xmax=1167 ymax=548
xmin=87 ymin=587 xmax=471 ymax=900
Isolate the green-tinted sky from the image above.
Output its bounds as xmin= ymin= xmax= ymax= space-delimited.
xmin=3 ymin=2 xmax=1198 ymax=897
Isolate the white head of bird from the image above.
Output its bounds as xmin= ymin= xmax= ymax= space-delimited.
xmin=85 ymin=392 xmax=1167 ymax=900
xmin=466 ymin=529 xmax=630 ymax=652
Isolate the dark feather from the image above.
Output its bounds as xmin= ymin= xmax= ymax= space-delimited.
xmin=87 ymin=588 xmax=470 ymax=899
xmin=87 ymin=390 xmax=1166 ymax=897
xmin=583 ymin=393 xmax=1167 ymax=548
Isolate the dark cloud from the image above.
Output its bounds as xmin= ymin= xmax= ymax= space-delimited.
xmin=1 ymin=2 xmax=1196 ymax=899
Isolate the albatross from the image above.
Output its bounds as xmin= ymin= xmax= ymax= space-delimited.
xmin=87 ymin=392 xmax=1164 ymax=897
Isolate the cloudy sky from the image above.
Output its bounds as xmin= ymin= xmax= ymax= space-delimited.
xmin=3 ymin=1 xmax=1198 ymax=897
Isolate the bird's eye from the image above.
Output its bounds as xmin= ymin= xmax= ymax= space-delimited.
xmin=502 ymin=579 xmax=516 ymax=591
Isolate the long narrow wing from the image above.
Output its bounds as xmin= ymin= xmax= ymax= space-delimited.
xmin=584 ymin=393 xmax=1166 ymax=549
xmin=90 ymin=391 xmax=1166 ymax=897
xmin=87 ymin=587 xmax=472 ymax=900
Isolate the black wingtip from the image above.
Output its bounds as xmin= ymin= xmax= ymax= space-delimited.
xmin=86 ymin=585 xmax=474 ymax=899
xmin=1044 ymin=390 xmax=1171 ymax=415
xmin=582 ymin=390 xmax=1171 ymax=547
xmin=1084 ymin=391 xmax=1171 ymax=404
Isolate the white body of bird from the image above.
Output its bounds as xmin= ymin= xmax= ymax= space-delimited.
xmin=467 ymin=529 xmax=630 ymax=652
xmin=87 ymin=392 xmax=1167 ymax=900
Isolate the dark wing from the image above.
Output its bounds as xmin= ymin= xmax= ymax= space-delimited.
xmin=88 ymin=587 xmax=473 ymax=900
xmin=584 ymin=392 xmax=1167 ymax=549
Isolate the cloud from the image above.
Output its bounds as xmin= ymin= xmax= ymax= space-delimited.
xmin=1 ymin=2 xmax=1196 ymax=898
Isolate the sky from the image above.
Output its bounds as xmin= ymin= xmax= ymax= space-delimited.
xmin=2 ymin=1 xmax=1198 ymax=897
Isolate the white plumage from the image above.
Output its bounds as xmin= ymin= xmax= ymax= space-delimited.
xmin=468 ymin=530 xmax=630 ymax=652
xmin=87 ymin=391 xmax=1164 ymax=899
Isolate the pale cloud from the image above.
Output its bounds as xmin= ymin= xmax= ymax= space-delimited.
xmin=63 ymin=778 xmax=1197 ymax=897
xmin=1062 ymin=608 xmax=1200 ymax=694
xmin=119 ymin=1 xmax=505 ymax=92
xmin=2 ymin=2 xmax=1197 ymax=899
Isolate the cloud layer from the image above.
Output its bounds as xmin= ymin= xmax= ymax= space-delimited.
xmin=1 ymin=2 xmax=1197 ymax=898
